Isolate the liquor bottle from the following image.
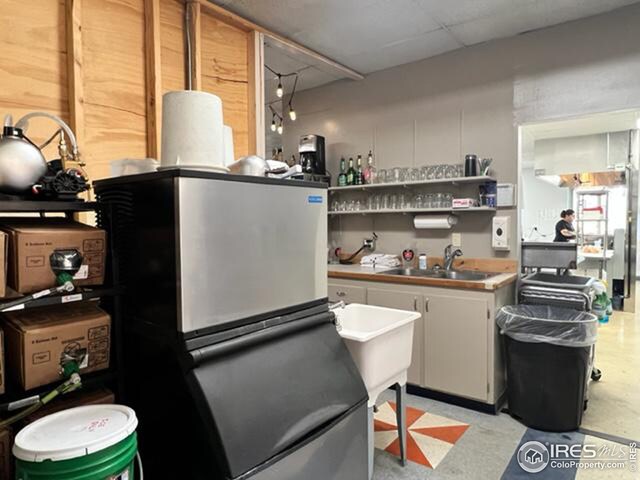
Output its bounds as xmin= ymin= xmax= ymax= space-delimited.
xmin=355 ymin=155 xmax=363 ymax=185
xmin=346 ymin=157 xmax=356 ymax=185
xmin=363 ymin=150 xmax=377 ymax=184
xmin=338 ymin=158 xmax=347 ymax=186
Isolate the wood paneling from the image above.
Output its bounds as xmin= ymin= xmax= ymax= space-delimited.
xmin=247 ymin=31 xmax=264 ymax=156
xmin=145 ymin=0 xmax=162 ymax=158
xmin=82 ymin=0 xmax=147 ymax=179
xmin=201 ymin=75 xmax=249 ymax=158
xmin=201 ymin=13 xmax=250 ymax=158
xmin=0 ymin=0 xmax=260 ymax=180
xmin=160 ymin=0 xmax=186 ymax=93
xmin=66 ymin=0 xmax=84 ymax=146
xmin=0 ymin=1 xmax=67 ymax=158
xmin=201 ymin=14 xmax=248 ymax=82
xmin=186 ymin=0 xmax=202 ymax=90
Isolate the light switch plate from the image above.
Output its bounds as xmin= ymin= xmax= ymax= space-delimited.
xmin=451 ymin=233 xmax=461 ymax=247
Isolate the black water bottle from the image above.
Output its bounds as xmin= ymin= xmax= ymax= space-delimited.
xmin=465 ymin=154 xmax=479 ymax=177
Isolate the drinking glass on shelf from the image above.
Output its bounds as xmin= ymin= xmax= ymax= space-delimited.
xmin=456 ymin=165 xmax=464 ymax=177
xmin=434 ymin=193 xmax=445 ymax=208
xmin=367 ymin=196 xmax=375 ymax=211
xmin=435 ymin=165 xmax=445 ymax=179
xmin=401 ymin=168 xmax=410 ymax=183
xmin=377 ymin=169 xmax=387 ymax=184
xmin=445 ymin=165 xmax=456 ymax=178
xmin=413 ymin=193 xmax=424 ymax=209
xmin=388 ymin=193 xmax=398 ymax=210
xmin=398 ymin=193 xmax=409 ymax=209
xmin=443 ymin=193 xmax=453 ymax=208
xmin=427 ymin=166 xmax=436 ymax=180
xmin=424 ymin=194 xmax=434 ymax=208
xmin=391 ymin=167 xmax=402 ymax=183
xmin=380 ymin=193 xmax=389 ymax=210
xmin=420 ymin=167 xmax=429 ymax=181
xmin=410 ymin=168 xmax=420 ymax=182
xmin=355 ymin=199 xmax=363 ymax=211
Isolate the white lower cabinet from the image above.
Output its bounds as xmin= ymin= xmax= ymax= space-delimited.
xmin=424 ymin=294 xmax=489 ymax=402
xmin=327 ymin=275 xmax=514 ymax=406
xmin=328 ymin=283 xmax=367 ymax=304
xmin=366 ymin=288 xmax=424 ymax=386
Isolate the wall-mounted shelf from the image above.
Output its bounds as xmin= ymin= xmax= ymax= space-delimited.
xmin=328 ymin=175 xmax=495 ymax=192
xmin=329 ymin=207 xmax=496 ymax=215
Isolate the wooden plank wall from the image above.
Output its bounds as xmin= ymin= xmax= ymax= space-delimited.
xmin=0 ymin=0 xmax=68 ymax=160
xmin=201 ymin=14 xmax=249 ymax=159
xmin=0 ymin=0 xmax=256 ymax=183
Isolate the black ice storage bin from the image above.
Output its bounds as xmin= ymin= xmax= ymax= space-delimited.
xmin=497 ymin=305 xmax=598 ymax=432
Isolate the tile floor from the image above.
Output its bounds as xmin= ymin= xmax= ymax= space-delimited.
xmin=373 ymin=302 xmax=640 ymax=479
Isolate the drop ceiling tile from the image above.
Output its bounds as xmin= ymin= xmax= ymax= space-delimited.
xmin=429 ymin=0 xmax=640 ymax=46
xmin=414 ymin=0 xmax=512 ymax=27
xmin=222 ymin=0 xmax=440 ymax=60
xmin=343 ymin=28 xmax=461 ymax=73
xmin=264 ymin=44 xmax=309 ymax=74
xmin=215 ymin=0 xmax=640 ymax=74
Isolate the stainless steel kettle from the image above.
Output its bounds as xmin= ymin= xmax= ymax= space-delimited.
xmin=0 ymin=116 xmax=47 ymax=193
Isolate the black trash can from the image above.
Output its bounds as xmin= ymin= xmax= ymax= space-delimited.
xmin=497 ymin=305 xmax=598 ymax=432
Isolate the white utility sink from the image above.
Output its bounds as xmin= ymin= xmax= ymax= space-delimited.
xmin=334 ymin=303 xmax=420 ymax=408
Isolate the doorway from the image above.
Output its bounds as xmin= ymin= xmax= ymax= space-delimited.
xmin=517 ymin=109 xmax=640 ymax=441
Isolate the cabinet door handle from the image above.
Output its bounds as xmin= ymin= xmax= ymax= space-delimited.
xmin=414 ymin=297 xmax=418 ymax=311
xmin=336 ymin=291 xmax=346 ymax=297
xmin=425 ymin=299 xmax=429 ymax=312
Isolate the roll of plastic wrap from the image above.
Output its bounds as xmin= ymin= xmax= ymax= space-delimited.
xmin=223 ymin=125 xmax=235 ymax=166
xmin=413 ymin=215 xmax=458 ymax=229
xmin=161 ymin=90 xmax=224 ymax=168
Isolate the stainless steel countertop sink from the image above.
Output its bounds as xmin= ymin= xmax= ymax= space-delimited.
xmin=379 ymin=268 xmax=494 ymax=281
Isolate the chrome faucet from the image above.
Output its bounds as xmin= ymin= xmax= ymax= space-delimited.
xmin=329 ymin=300 xmax=346 ymax=311
xmin=443 ymin=244 xmax=463 ymax=270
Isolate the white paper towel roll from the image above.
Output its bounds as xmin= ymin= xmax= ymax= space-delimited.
xmin=223 ymin=125 xmax=235 ymax=167
xmin=414 ymin=215 xmax=458 ymax=229
xmin=161 ymin=90 xmax=224 ymax=168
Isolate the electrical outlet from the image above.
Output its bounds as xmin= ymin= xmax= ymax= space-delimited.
xmin=452 ymin=233 xmax=461 ymax=247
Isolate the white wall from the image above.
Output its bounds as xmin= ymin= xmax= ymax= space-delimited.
xmin=282 ymin=4 xmax=640 ymax=260
xmin=521 ymin=168 xmax=572 ymax=241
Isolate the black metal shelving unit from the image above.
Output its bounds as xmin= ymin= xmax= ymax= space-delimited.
xmin=0 ymin=199 xmax=125 ymax=405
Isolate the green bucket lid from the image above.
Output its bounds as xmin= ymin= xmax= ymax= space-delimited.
xmin=13 ymin=405 xmax=138 ymax=463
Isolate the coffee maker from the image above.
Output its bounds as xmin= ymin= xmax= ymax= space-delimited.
xmin=298 ymin=134 xmax=326 ymax=175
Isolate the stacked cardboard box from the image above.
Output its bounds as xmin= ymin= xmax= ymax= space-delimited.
xmin=2 ymin=302 xmax=111 ymax=390
xmin=0 ymin=219 xmax=106 ymax=294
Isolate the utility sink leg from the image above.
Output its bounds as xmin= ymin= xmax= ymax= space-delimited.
xmin=395 ymin=383 xmax=407 ymax=467
xmin=368 ymin=405 xmax=374 ymax=480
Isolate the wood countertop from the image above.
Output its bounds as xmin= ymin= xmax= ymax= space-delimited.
xmin=328 ymin=260 xmax=518 ymax=291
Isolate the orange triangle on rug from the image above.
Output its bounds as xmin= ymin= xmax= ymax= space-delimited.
xmin=373 ymin=401 xmax=470 ymax=469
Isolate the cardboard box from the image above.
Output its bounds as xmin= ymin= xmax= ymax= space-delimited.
xmin=2 ymin=302 xmax=111 ymax=390
xmin=0 ymin=427 xmax=12 ymax=480
xmin=0 ymin=327 xmax=4 ymax=395
xmin=23 ymin=387 xmax=115 ymax=424
xmin=1 ymin=219 xmax=106 ymax=294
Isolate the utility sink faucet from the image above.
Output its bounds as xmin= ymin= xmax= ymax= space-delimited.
xmin=443 ymin=244 xmax=463 ymax=270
